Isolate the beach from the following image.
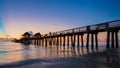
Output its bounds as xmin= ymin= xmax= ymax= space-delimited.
xmin=0 ymin=42 xmax=120 ymax=68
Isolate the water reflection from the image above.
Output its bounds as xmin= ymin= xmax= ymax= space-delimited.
xmin=75 ymin=48 xmax=120 ymax=68
xmin=29 ymin=46 xmax=119 ymax=68
xmin=0 ymin=42 xmax=120 ymax=68
xmin=44 ymin=46 xmax=120 ymax=68
xmin=22 ymin=45 xmax=30 ymax=49
xmin=39 ymin=45 xmax=100 ymax=58
xmin=105 ymin=49 xmax=120 ymax=68
xmin=20 ymin=44 xmax=120 ymax=68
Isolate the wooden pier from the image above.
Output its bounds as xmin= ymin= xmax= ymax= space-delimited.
xmin=21 ymin=20 xmax=120 ymax=49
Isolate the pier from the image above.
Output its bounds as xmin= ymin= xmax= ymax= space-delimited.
xmin=21 ymin=20 xmax=120 ymax=49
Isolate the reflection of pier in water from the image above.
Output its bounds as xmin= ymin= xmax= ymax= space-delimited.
xmin=21 ymin=44 xmax=120 ymax=68
xmin=21 ymin=44 xmax=100 ymax=58
xmin=43 ymin=45 xmax=120 ymax=68
xmin=21 ymin=20 xmax=120 ymax=49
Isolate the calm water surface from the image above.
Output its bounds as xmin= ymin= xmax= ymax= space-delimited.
xmin=0 ymin=42 xmax=120 ymax=68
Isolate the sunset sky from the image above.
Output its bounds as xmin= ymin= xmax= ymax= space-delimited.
xmin=0 ymin=0 xmax=120 ymax=38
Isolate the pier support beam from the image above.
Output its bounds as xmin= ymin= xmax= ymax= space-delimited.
xmin=53 ymin=37 xmax=55 ymax=45
xmin=81 ymin=34 xmax=84 ymax=47
xmin=67 ymin=36 xmax=69 ymax=47
xmin=49 ymin=38 xmax=52 ymax=46
xmin=40 ymin=39 xmax=41 ymax=45
xmin=57 ymin=36 xmax=59 ymax=46
xmin=60 ymin=36 xmax=62 ymax=46
xmin=111 ymin=31 xmax=114 ymax=48
xmin=42 ymin=39 xmax=44 ymax=46
xmin=34 ymin=40 xmax=36 ymax=45
xmin=77 ymin=34 xmax=80 ymax=47
xmin=63 ymin=36 xmax=65 ymax=46
xmin=73 ymin=35 xmax=76 ymax=47
xmin=115 ymin=31 xmax=119 ymax=48
xmin=91 ymin=33 xmax=94 ymax=49
xmin=71 ymin=35 xmax=73 ymax=47
xmin=45 ymin=38 xmax=47 ymax=47
xmin=39 ymin=39 xmax=41 ymax=45
xmin=106 ymin=30 xmax=119 ymax=48
xmin=95 ymin=33 xmax=98 ymax=48
xmin=106 ymin=31 xmax=110 ymax=48
xmin=36 ymin=40 xmax=38 ymax=45
xmin=86 ymin=33 xmax=90 ymax=49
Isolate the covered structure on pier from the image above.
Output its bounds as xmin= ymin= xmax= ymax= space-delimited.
xmin=22 ymin=32 xmax=31 ymax=39
xmin=33 ymin=32 xmax=41 ymax=39
xmin=21 ymin=32 xmax=31 ymax=44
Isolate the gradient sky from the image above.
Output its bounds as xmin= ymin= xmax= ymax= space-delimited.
xmin=0 ymin=0 xmax=120 ymax=38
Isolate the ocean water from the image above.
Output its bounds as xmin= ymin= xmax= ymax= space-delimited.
xmin=0 ymin=42 xmax=120 ymax=68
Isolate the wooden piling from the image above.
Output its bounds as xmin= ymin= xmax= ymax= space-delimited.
xmin=81 ymin=34 xmax=84 ymax=47
xmin=111 ymin=32 xmax=114 ymax=48
xmin=71 ymin=35 xmax=73 ymax=46
xmin=63 ymin=36 xmax=65 ymax=46
xmin=53 ymin=37 xmax=55 ymax=45
xmin=115 ymin=31 xmax=119 ymax=47
xmin=73 ymin=35 xmax=76 ymax=47
xmin=57 ymin=36 xmax=59 ymax=46
xmin=77 ymin=34 xmax=79 ymax=47
xmin=86 ymin=33 xmax=89 ymax=49
xmin=42 ymin=39 xmax=44 ymax=46
xmin=95 ymin=33 xmax=98 ymax=48
xmin=37 ymin=40 xmax=38 ymax=45
xmin=106 ymin=31 xmax=110 ymax=48
xmin=45 ymin=38 xmax=47 ymax=47
xmin=67 ymin=36 xmax=69 ymax=47
xmin=60 ymin=36 xmax=62 ymax=46
xmin=91 ymin=33 xmax=94 ymax=49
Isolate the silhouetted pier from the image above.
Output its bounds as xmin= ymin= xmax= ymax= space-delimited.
xmin=21 ymin=20 xmax=120 ymax=49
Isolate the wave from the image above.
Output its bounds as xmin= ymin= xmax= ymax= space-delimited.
xmin=0 ymin=49 xmax=27 ymax=54
xmin=0 ymin=59 xmax=49 ymax=68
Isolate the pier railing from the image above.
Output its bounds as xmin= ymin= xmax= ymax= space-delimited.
xmin=42 ymin=20 xmax=120 ymax=37
xmin=21 ymin=20 xmax=120 ymax=49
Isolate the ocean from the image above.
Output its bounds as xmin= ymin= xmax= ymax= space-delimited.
xmin=0 ymin=42 xmax=120 ymax=68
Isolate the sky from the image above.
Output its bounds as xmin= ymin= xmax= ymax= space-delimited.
xmin=0 ymin=0 xmax=120 ymax=38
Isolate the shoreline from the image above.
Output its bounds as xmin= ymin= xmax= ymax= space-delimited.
xmin=1 ymin=47 xmax=120 ymax=68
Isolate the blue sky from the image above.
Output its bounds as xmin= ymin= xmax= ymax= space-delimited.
xmin=0 ymin=0 xmax=120 ymax=38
